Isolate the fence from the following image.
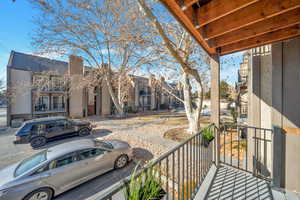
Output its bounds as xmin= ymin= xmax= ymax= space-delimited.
xmin=101 ymin=129 xmax=214 ymax=200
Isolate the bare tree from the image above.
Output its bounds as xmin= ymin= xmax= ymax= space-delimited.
xmin=137 ymin=0 xmax=210 ymax=134
xmin=31 ymin=0 xmax=155 ymax=117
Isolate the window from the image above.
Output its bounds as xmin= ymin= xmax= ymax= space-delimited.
xmin=15 ymin=151 xmax=47 ymax=177
xmin=51 ymin=76 xmax=64 ymax=91
xmin=78 ymin=149 xmax=104 ymax=160
xmin=32 ymin=164 xmax=49 ymax=175
xmin=31 ymin=124 xmax=44 ymax=133
xmin=34 ymin=96 xmax=50 ymax=111
xmin=94 ymin=140 xmax=113 ymax=149
xmin=55 ymin=120 xmax=67 ymax=128
xmin=49 ymin=152 xmax=77 ymax=169
xmin=52 ymin=95 xmax=65 ymax=110
xmin=45 ymin=122 xmax=57 ymax=131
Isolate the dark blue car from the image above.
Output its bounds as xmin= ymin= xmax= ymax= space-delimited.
xmin=14 ymin=116 xmax=92 ymax=148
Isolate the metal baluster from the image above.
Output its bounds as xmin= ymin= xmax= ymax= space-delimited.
xmin=186 ymin=141 xmax=189 ymax=199
xmin=238 ymin=126 xmax=240 ymax=169
xmin=172 ymin=152 xmax=175 ymax=200
xmin=199 ymin=134 xmax=202 ymax=183
xmin=246 ymin=127 xmax=248 ymax=171
xmin=177 ymin=148 xmax=180 ymax=200
xmin=231 ymin=126 xmax=233 ymax=166
xmin=224 ymin=126 xmax=226 ymax=164
xmin=159 ymin=161 xmax=162 ymax=184
xmin=196 ymin=135 xmax=199 ymax=188
xmin=182 ymin=145 xmax=185 ymax=200
xmin=264 ymin=130 xmax=267 ymax=175
xmin=193 ymin=137 xmax=196 ymax=195
xmin=189 ymin=140 xmax=192 ymax=198
xmin=254 ymin=128 xmax=257 ymax=176
xmin=201 ymin=136 xmax=203 ymax=181
xmin=166 ymin=156 xmax=169 ymax=200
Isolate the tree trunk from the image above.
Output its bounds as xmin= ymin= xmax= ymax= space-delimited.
xmin=187 ymin=114 xmax=200 ymax=134
xmin=103 ymin=68 xmax=125 ymax=117
xmin=138 ymin=0 xmax=204 ymax=133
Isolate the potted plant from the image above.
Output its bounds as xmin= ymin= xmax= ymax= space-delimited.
xmin=125 ymin=166 xmax=166 ymax=200
xmin=201 ymin=126 xmax=215 ymax=147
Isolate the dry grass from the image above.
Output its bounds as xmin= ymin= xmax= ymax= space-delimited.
xmin=158 ymin=116 xmax=211 ymax=126
xmin=220 ymin=130 xmax=247 ymax=159
xmin=163 ymin=127 xmax=191 ymax=142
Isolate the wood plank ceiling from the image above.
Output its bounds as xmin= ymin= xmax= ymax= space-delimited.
xmin=160 ymin=0 xmax=300 ymax=55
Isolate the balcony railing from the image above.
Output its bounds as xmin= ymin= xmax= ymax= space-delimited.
xmin=99 ymin=127 xmax=215 ymax=200
xmin=97 ymin=124 xmax=274 ymax=200
xmin=219 ymin=123 xmax=273 ymax=181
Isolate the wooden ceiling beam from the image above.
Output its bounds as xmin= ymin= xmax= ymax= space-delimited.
xmin=203 ymin=0 xmax=300 ymax=39
xmin=181 ymin=0 xmax=198 ymax=10
xmin=160 ymin=0 xmax=216 ymax=54
xmin=220 ymin=25 xmax=300 ymax=55
xmin=197 ymin=0 xmax=259 ymax=27
xmin=210 ymin=8 xmax=300 ymax=48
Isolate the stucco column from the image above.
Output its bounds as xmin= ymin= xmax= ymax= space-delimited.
xmin=210 ymin=54 xmax=220 ymax=166
xmin=134 ymin=80 xmax=139 ymax=109
xmin=271 ymin=42 xmax=284 ymax=188
xmin=68 ymin=55 xmax=84 ymax=118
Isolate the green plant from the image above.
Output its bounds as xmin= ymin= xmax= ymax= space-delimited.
xmin=125 ymin=165 xmax=165 ymax=200
xmin=202 ymin=126 xmax=214 ymax=141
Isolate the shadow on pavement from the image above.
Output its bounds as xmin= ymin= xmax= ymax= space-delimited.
xmin=132 ymin=147 xmax=154 ymax=165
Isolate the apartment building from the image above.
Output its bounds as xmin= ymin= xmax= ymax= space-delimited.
xmin=236 ymin=51 xmax=250 ymax=118
xmin=7 ymin=51 xmax=181 ymax=126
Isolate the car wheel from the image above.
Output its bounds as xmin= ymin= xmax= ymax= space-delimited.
xmin=23 ymin=188 xmax=53 ymax=200
xmin=114 ymin=154 xmax=128 ymax=169
xmin=30 ymin=136 xmax=47 ymax=148
xmin=78 ymin=128 xmax=90 ymax=136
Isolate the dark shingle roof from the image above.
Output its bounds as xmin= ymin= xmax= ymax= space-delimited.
xmin=8 ymin=51 xmax=68 ymax=75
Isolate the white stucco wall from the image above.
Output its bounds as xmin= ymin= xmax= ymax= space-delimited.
xmin=10 ymin=69 xmax=32 ymax=115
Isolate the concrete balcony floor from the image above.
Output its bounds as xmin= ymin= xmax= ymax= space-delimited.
xmin=196 ymin=165 xmax=300 ymax=200
xmin=206 ymin=166 xmax=272 ymax=200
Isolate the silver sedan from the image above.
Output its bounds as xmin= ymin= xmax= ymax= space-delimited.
xmin=0 ymin=139 xmax=133 ymax=200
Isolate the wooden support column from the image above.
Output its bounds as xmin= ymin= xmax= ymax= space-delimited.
xmin=210 ymin=54 xmax=220 ymax=166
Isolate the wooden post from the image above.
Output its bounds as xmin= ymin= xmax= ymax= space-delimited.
xmin=210 ymin=54 xmax=220 ymax=166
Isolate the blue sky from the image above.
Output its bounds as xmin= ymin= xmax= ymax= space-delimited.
xmin=0 ymin=0 xmax=37 ymax=81
xmin=0 ymin=0 xmax=242 ymax=85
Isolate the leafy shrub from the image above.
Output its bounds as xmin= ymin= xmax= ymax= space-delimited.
xmin=125 ymin=166 xmax=165 ymax=200
xmin=202 ymin=126 xmax=214 ymax=141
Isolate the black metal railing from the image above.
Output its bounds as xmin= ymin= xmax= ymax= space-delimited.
xmin=219 ymin=123 xmax=273 ymax=181
xmin=100 ymin=129 xmax=214 ymax=200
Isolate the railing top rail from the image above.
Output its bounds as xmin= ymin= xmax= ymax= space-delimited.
xmin=220 ymin=122 xmax=273 ymax=132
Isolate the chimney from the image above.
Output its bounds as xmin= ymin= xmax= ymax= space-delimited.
xmin=68 ymin=55 xmax=83 ymax=75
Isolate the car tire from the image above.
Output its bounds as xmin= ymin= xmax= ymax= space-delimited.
xmin=30 ymin=136 xmax=47 ymax=148
xmin=23 ymin=187 xmax=53 ymax=200
xmin=78 ymin=128 xmax=90 ymax=136
xmin=114 ymin=154 xmax=128 ymax=169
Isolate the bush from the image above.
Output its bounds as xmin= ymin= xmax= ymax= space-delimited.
xmin=202 ymin=126 xmax=214 ymax=141
xmin=125 ymin=165 xmax=165 ymax=200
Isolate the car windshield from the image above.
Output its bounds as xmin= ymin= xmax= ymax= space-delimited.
xmin=16 ymin=123 xmax=31 ymax=134
xmin=14 ymin=151 xmax=47 ymax=177
xmin=93 ymin=140 xmax=113 ymax=149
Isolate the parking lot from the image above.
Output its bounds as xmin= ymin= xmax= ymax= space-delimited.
xmin=0 ymin=127 xmax=135 ymax=199
xmin=0 ymin=111 xmax=182 ymax=199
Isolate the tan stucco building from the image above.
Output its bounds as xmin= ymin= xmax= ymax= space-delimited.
xmin=7 ymin=51 xmax=182 ymax=126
